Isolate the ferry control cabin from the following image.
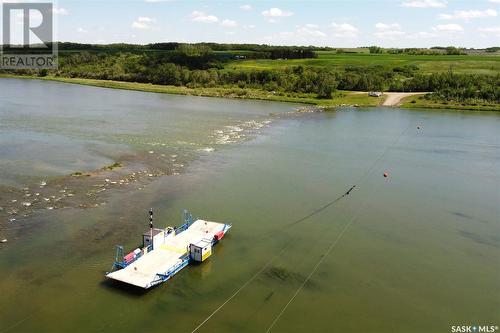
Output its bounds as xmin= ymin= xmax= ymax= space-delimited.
xmin=143 ymin=228 xmax=171 ymax=249
xmin=189 ymin=239 xmax=212 ymax=262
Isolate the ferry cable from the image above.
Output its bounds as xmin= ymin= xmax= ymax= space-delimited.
xmin=0 ymin=314 xmax=35 ymax=333
xmin=286 ymin=185 xmax=356 ymax=227
xmin=282 ymin=116 xmax=414 ymax=231
xmin=265 ymin=204 xmax=365 ymax=333
xmin=189 ymin=186 xmax=356 ymax=333
xmin=264 ymin=121 xmax=415 ymax=332
xmin=191 ymin=121 xmax=415 ymax=333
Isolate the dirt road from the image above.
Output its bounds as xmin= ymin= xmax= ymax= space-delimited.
xmin=382 ymin=92 xmax=426 ymax=106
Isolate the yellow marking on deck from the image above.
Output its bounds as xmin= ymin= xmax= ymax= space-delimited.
xmin=159 ymin=244 xmax=187 ymax=254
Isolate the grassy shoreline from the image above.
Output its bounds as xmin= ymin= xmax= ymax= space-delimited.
xmin=0 ymin=74 xmax=381 ymax=107
xmin=400 ymin=95 xmax=500 ymax=111
xmin=2 ymin=74 xmax=499 ymax=111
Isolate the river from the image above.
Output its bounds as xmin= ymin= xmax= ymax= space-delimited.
xmin=0 ymin=78 xmax=498 ymax=333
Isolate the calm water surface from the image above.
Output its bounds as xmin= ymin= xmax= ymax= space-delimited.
xmin=0 ymin=79 xmax=498 ymax=333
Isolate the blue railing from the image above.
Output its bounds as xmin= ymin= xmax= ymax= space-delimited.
xmin=149 ymin=255 xmax=190 ymax=288
xmin=112 ymin=244 xmax=153 ymax=270
xmin=110 ymin=209 xmax=195 ymax=272
xmin=176 ymin=209 xmax=194 ymax=234
xmin=112 ymin=245 xmax=125 ymax=270
xmin=176 ymin=222 xmax=189 ymax=233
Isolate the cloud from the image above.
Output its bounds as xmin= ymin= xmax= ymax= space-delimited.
xmin=478 ymin=26 xmax=500 ymax=32
xmin=401 ymin=0 xmax=447 ymax=8
xmin=220 ymin=19 xmax=237 ymax=27
xmin=408 ymin=31 xmax=438 ymax=38
xmin=478 ymin=26 xmax=500 ymax=36
xmin=52 ymin=7 xmax=69 ymax=15
xmin=131 ymin=16 xmax=157 ymax=30
xmin=243 ymin=24 xmax=256 ymax=29
xmin=297 ymin=25 xmax=327 ymax=38
xmin=374 ymin=22 xmax=405 ymax=39
xmin=15 ymin=10 xmax=42 ymax=25
xmin=262 ymin=8 xmax=293 ymax=18
xmin=190 ymin=11 xmax=219 ymax=23
xmin=264 ymin=25 xmax=327 ymax=44
xmin=438 ymin=9 xmax=497 ymax=20
xmin=432 ymin=23 xmax=463 ymax=31
xmin=137 ymin=17 xmax=154 ymax=23
xmin=77 ymin=27 xmax=88 ymax=33
xmin=331 ymin=22 xmax=359 ymax=38
xmin=14 ymin=6 xmax=65 ymax=24
xmin=144 ymin=0 xmax=174 ymax=2
xmin=374 ymin=30 xmax=406 ymax=38
xmin=375 ymin=23 xmax=401 ymax=30
xmin=240 ymin=4 xmax=252 ymax=11
xmin=488 ymin=0 xmax=500 ymax=3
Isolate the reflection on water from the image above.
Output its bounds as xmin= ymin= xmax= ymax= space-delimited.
xmin=0 ymin=79 xmax=499 ymax=333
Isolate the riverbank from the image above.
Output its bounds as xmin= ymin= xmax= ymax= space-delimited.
xmin=400 ymin=94 xmax=500 ymax=111
xmin=1 ymin=74 xmax=498 ymax=111
xmin=0 ymin=75 xmax=381 ymax=108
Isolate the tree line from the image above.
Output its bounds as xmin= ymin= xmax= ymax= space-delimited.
xmin=54 ymin=42 xmax=319 ymax=60
xmin=1 ymin=50 xmax=498 ymax=103
xmin=369 ymin=45 xmax=466 ymax=55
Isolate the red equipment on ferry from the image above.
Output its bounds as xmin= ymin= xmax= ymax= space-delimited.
xmin=214 ymin=230 xmax=225 ymax=241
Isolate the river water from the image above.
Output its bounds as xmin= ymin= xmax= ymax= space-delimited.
xmin=0 ymin=78 xmax=498 ymax=332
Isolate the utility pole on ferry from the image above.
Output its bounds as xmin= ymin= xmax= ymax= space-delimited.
xmin=149 ymin=208 xmax=154 ymax=250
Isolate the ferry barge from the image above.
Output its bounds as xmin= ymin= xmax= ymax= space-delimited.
xmin=106 ymin=210 xmax=231 ymax=289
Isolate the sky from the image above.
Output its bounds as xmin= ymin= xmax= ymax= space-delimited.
xmin=2 ymin=0 xmax=500 ymax=48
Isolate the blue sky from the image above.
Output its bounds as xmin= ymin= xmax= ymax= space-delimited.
xmin=8 ymin=0 xmax=500 ymax=47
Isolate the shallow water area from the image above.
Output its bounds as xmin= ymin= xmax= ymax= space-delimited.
xmin=0 ymin=78 xmax=295 ymax=233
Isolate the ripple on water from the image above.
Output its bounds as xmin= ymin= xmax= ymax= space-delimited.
xmin=211 ymin=118 xmax=274 ymax=145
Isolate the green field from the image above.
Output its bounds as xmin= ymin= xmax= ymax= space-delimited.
xmin=227 ymin=51 xmax=500 ymax=75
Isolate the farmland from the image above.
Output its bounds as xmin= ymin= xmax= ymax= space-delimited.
xmin=227 ymin=51 xmax=500 ymax=75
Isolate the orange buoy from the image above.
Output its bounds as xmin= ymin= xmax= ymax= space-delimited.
xmin=383 ymin=172 xmax=389 ymax=178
